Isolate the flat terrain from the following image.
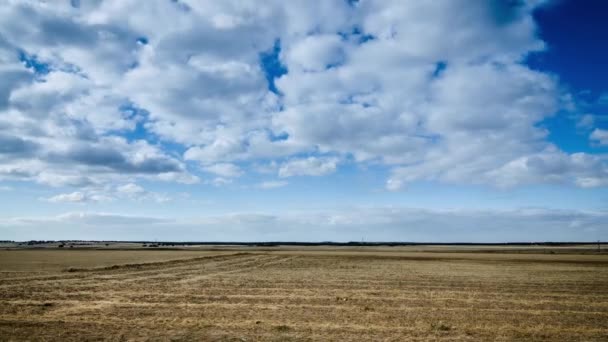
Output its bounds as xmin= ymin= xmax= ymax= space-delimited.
xmin=0 ymin=250 xmax=231 ymax=272
xmin=1 ymin=248 xmax=607 ymax=341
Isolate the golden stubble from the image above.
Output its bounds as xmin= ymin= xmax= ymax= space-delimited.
xmin=0 ymin=248 xmax=607 ymax=341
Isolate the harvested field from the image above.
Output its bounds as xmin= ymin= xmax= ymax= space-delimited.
xmin=0 ymin=250 xmax=232 ymax=272
xmin=1 ymin=249 xmax=607 ymax=341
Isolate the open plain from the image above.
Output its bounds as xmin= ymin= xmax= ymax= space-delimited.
xmin=1 ymin=246 xmax=607 ymax=341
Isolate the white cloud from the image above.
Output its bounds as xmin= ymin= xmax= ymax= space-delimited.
xmin=269 ymin=1 xmax=598 ymax=191
xmin=0 ymin=118 xmax=194 ymax=187
xmin=114 ymin=183 xmax=171 ymax=203
xmin=0 ymin=0 xmax=605 ymax=195
xmin=590 ymin=129 xmax=608 ymax=146
xmin=1 ymin=207 xmax=606 ymax=242
xmin=116 ymin=183 xmax=146 ymax=196
xmin=386 ymin=178 xmax=404 ymax=192
xmin=44 ymin=183 xmax=171 ymax=204
xmin=252 ymin=161 xmax=279 ymax=174
xmin=202 ymin=163 xmax=243 ymax=178
xmin=577 ymin=114 xmax=595 ymax=129
xmin=255 ymin=180 xmax=288 ymax=189
xmin=279 ymin=156 xmax=339 ymax=178
xmin=575 ymin=177 xmax=608 ymax=188
xmin=53 ymin=212 xmax=171 ymax=226
xmin=388 ymin=147 xmax=608 ymax=190
xmin=46 ymin=191 xmax=88 ymax=203
xmin=44 ymin=189 xmax=114 ymax=203
xmin=207 ymin=177 xmax=232 ymax=187
xmin=147 ymin=193 xmax=171 ymax=203
xmin=285 ymin=34 xmax=345 ymax=72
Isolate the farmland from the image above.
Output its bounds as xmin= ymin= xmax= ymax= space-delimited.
xmin=1 ymin=247 xmax=607 ymax=341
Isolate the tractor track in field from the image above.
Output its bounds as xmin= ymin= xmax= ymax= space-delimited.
xmin=1 ymin=251 xmax=608 ymax=341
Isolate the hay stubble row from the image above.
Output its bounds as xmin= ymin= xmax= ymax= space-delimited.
xmin=1 ymin=250 xmax=607 ymax=341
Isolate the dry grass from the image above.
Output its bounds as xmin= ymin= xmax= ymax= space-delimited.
xmin=0 ymin=249 xmax=231 ymax=272
xmin=1 ymin=249 xmax=607 ymax=341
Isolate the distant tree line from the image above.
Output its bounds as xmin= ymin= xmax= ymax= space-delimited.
xmin=19 ymin=240 xmax=56 ymax=245
xmin=6 ymin=240 xmax=603 ymax=247
xmin=126 ymin=241 xmax=605 ymax=247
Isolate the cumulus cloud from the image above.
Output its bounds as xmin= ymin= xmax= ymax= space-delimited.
xmin=590 ymin=129 xmax=608 ymax=146
xmin=44 ymin=183 xmax=170 ymax=204
xmin=278 ymin=157 xmax=339 ymax=177
xmin=44 ymin=190 xmax=116 ymax=203
xmin=0 ymin=134 xmax=39 ymax=156
xmin=285 ymin=34 xmax=345 ymax=72
xmin=388 ymin=147 xmax=608 ymax=190
xmin=60 ymin=142 xmax=183 ymax=174
xmin=116 ymin=183 xmax=146 ymax=196
xmin=202 ymin=163 xmax=243 ymax=178
xmin=45 ymin=191 xmax=92 ymax=203
xmin=0 ymin=2 xmax=195 ymax=190
xmin=0 ymin=0 xmax=605 ymax=194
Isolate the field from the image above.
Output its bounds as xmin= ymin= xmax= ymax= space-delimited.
xmin=1 ymin=247 xmax=607 ymax=341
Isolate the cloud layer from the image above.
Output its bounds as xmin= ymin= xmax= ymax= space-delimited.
xmin=0 ymin=0 xmax=607 ymax=194
xmin=1 ymin=207 xmax=606 ymax=242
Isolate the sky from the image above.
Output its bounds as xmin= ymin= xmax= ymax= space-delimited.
xmin=0 ymin=0 xmax=607 ymax=242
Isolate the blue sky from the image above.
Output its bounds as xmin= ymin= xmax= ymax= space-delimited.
xmin=529 ymin=0 xmax=608 ymax=154
xmin=0 ymin=0 xmax=607 ymax=242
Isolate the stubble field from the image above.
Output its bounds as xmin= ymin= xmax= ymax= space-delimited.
xmin=1 ymin=248 xmax=607 ymax=341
